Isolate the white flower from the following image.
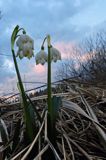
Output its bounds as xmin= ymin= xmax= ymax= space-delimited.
xmin=50 ymin=47 xmax=61 ymax=62
xmin=35 ymin=49 xmax=47 ymax=65
xmin=16 ymin=34 xmax=34 ymax=59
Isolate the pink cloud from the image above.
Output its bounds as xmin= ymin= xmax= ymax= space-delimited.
xmin=33 ymin=64 xmax=46 ymax=74
xmin=53 ymin=41 xmax=96 ymax=72
xmin=54 ymin=41 xmax=77 ymax=60
xmin=0 ymin=64 xmax=47 ymax=95
xmin=54 ymin=41 xmax=95 ymax=64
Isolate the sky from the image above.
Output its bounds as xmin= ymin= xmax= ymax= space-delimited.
xmin=0 ymin=0 xmax=106 ymax=96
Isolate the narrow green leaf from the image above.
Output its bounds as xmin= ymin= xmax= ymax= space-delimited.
xmin=26 ymin=94 xmax=42 ymax=123
xmin=51 ymin=96 xmax=62 ymax=122
xmin=47 ymin=96 xmax=62 ymax=145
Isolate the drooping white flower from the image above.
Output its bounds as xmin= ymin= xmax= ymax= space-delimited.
xmin=50 ymin=47 xmax=61 ymax=62
xmin=16 ymin=34 xmax=34 ymax=59
xmin=35 ymin=49 xmax=47 ymax=65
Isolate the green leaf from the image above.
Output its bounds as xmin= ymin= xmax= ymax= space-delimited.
xmin=26 ymin=94 xmax=42 ymax=123
xmin=27 ymin=103 xmax=36 ymax=128
xmin=47 ymin=96 xmax=62 ymax=145
xmin=51 ymin=96 xmax=62 ymax=122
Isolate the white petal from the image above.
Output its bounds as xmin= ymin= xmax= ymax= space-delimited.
xmin=16 ymin=35 xmax=27 ymax=47
xmin=31 ymin=40 xmax=34 ymax=49
xmin=23 ymin=47 xmax=33 ymax=57
xmin=40 ymin=59 xmax=46 ymax=65
xmin=23 ymin=41 xmax=33 ymax=50
xmin=50 ymin=47 xmax=61 ymax=62
xmin=16 ymin=34 xmax=34 ymax=50
xmin=27 ymin=50 xmax=34 ymax=59
xmin=16 ymin=39 xmax=23 ymax=50
xmin=35 ymin=50 xmax=47 ymax=65
xmin=52 ymin=57 xmax=57 ymax=62
xmin=17 ymin=50 xmax=24 ymax=59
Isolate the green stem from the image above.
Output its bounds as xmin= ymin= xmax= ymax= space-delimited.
xmin=12 ymin=49 xmax=26 ymax=101
xmin=47 ymin=36 xmax=57 ymax=146
xmin=41 ymin=37 xmax=47 ymax=49
xmin=47 ymin=35 xmax=52 ymax=115
xmin=11 ymin=49 xmax=34 ymax=141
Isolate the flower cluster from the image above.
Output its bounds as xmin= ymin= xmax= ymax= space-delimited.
xmin=16 ymin=33 xmax=61 ymax=64
xmin=16 ymin=34 xmax=34 ymax=59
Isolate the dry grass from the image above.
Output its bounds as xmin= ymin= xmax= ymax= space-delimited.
xmin=0 ymin=82 xmax=106 ymax=160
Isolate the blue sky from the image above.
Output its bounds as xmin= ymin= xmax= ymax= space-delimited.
xmin=0 ymin=0 xmax=106 ymax=95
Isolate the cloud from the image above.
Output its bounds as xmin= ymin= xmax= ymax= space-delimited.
xmin=0 ymin=62 xmax=48 ymax=95
xmin=33 ymin=64 xmax=46 ymax=74
xmin=0 ymin=0 xmax=94 ymax=41
xmin=0 ymin=76 xmax=17 ymax=95
xmin=54 ymin=41 xmax=77 ymax=59
xmin=0 ymin=0 xmax=106 ymax=95
xmin=0 ymin=57 xmax=15 ymax=82
xmin=3 ymin=59 xmax=14 ymax=70
xmin=74 ymin=0 xmax=81 ymax=7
